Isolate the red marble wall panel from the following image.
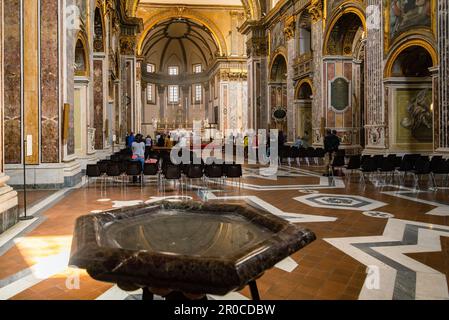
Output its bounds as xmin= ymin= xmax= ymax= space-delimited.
xmin=93 ymin=60 xmax=104 ymax=149
xmin=344 ymin=62 xmax=353 ymax=128
xmin=40 ymin=0 xmax=59 ymax=163
xmin=326 ymin=62 xmax=335 ymax=128
xmin=3 ymin=0 xmax=21 ymax=164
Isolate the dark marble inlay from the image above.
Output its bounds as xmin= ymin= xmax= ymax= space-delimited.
xmin=40 ymin=0 xmax=59 ymax=163
xmin=0 ymin=205 xmax=19 ymax=235
xmin=353 ymin=224 xmax=449 ymax=300
xmin=4 ymin=0 xmax=21 ymax=164
xmin=69 ymin=201 xmax=316 ymax=296
xmin=93 ymin=60 xmax=104 ymax=150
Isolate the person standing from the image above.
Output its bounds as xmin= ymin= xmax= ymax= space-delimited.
xmin=145 ymin=135 xmax=153 ymax=159
xmin=128 ymin=132 xmax=135 ymax=149
xmin=323 ymin=129 xmax=340 ymax=176
xmin=132 ymin=134 xmax=145 ymax=170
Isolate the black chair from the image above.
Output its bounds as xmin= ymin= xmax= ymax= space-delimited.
xmin=161 ymin=164 xmax=182 ymax=194
xmin=225 ymin=164 xmax=243 ymax=189
xmin=345 ymin=155 xmax=361 ymax=181
xmin=143 ymin=163 xmax=159 ymax=185
xmin=125 ymin=162 xmax=143 ymax=186
xmin=97 ymin=161 xmax=109 ymax=175
xmin=410 ymin=158 xmax=431 ymax=190
xmin=431 ymin=159 xmax=449 ymax=189
xmin=393 ymin=156 xmax=403 ymax=169
xmin=86 ymin=164 xmax=102 ymax=187
xmin=205 ymin=164 xmax=224 ymax=187
xmin=397 ymin=155 xmax=419 ymax=186
xmin=105 ymin=162 xmax=123 ymax=187
xmin=379 ymin=157 xmax=396 ymax=185
xmin=361 ymin=155 xmax=372 ymax=166
xmin=289 ymin=147 xmax=300 ymax=166
xmin=373 ymin=155 xmax=385 ymax=170
xmin=313 ymin=148 xmax=326 ymax=165
xmin=110 ymin=154 xmax=121 ymax=162
xmin=330 ymin=155 xmax=345 ymax=180
xmin=185 ymin=164 xmax=204 ymax=189
xmin=306 ymin=147 xmax=315 ymax=166
xmin=359 ymin=157 xmax=378 ymax=185
xmin=298 ymin=147 xmax=308 ymax=166
xmin=278 ymin=146 xmax=290 ymax=165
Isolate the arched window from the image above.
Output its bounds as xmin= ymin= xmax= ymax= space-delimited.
xmin=390 ymin=46 xmax=433 ymax=78
xmin=94 ymin=8 xmax=104 ymax=52
xmin=75 ymin=38 xmax=88 ymax=76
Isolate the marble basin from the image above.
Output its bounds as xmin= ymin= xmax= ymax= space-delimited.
xmin=69 ymin=201 xmax=316 ymax=296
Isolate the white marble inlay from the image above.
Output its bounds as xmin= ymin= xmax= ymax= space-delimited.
xmin=111 ymin=200 xmax=144 ymax=208
xmin=96 ymin=285 xmax=141 ymax=300
xmin=0 ymin=251 xmax=69 ymax=300
xmin=202 ymin=191 xmax=337 ymax=224
xmin=325 ymin=218 xmax=449 ymax=300
xmin=362 ymin=211 xmax=395 ymax=219
xmin=274 ymin=257 xmax=298 ymax=272
xmin=381 ymin=188 xmax=449 ymax=216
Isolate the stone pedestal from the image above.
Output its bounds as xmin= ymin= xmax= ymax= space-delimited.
xmin=0 ymin=174 xmax=19 ymax=234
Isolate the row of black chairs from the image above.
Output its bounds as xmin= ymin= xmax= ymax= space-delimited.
xmin=279 ymin=146 xmax=331 ymax=166
xmin=86 ymin=157 xmax=243 ymax=192
xmin=331 ymin=154 xmax=449 ymax=189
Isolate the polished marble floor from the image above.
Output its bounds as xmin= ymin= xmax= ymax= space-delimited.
xmin=0 ymin=164 xmax=448 ymax=300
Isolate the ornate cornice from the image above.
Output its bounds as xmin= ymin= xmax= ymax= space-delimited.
xmin=247 ymin=36 xmax=268 ymax=57
xmin=120 ymin=35 xmax=137 ymax=55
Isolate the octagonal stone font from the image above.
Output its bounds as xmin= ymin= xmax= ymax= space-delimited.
xmin=69 ymin=201 xmax=316 ymax=296
xmin=294 ymin=194 xmax=387 ymax=211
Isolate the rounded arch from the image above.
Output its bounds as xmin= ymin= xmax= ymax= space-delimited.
xmin=241 ymin=0 xmax=261 ymax=20
xmin=384 ymin=39 xmax=438 ymax=78
xmin=269 ymin=52 xmax=288 ymax=82
xmin=295 ymin=78 xmax=313 ymax=99
xmin=137 ymin=9 xmax=227 ymax=56
xmin=74 ymin=31 xmax=90 ymax=77
xmin=323 ymin=6 xmax=366 ymax=55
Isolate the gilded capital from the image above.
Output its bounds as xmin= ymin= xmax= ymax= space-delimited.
xmin=283 ymin=16 xmax=296 ymax=41
xmin=308 ymin=0 xmax=323 ymax=23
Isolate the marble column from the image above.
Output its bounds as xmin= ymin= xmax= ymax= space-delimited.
xmin=0 ymin=0 xmax=19 ymax=234
xmin=309 ymin=4 xmax=324 ymax=146
xmin=158 ymin=85 xmax=166 ymax=125
xmin=3 ymin=0 xmax=22 ymax=164
xmin=40 ymin=0 xmax=60 ymax=163
xmin=365 ymin=0 xmax=386 ymax=151
xmin=93 ymin=58 xmax=105 ymax=150
xmin=245 ymin=28 xmax=268 ymax=131
xmin=286 ymin=38 xmax=296 ymax=142
xmin=135 ymin=59 xmax=143 ymax=134
xmin=437 ymin=0 xmax=449 ymax=150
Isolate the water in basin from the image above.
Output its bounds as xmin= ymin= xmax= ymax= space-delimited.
xmin=99 ymin=209 xmax=273 ymax=258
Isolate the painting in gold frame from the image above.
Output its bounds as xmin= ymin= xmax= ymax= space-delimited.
xmin=394 ymin=88 xmax=433 ymax=145
xmin=383 ymin=0 xmax=436 ymax=53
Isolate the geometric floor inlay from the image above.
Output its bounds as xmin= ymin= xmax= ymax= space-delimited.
xmin=362 ymin=211 xmax=395 ymax=219
xmin=294 ymin=194 xmax=387 ymax=211
xmin=325 ymin=218 xmax=449 ymax=300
